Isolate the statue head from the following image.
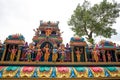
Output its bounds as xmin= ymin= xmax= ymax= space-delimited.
xmin=13 ymin=45 xmax=15 ymax=49
xmin=60 ymin=43 xmax=65 ymax=50
xmin=45 ymin=43 xmax=49 ymax=48
xmin=76 ymin=47 xmax=79 ymax=50
xmin=54 ymin=44 xmax=57 ymax=48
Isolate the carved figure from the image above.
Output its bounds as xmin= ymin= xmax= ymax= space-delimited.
xmin=52 ymin=45 xmax=58 ymax=62
xmin=44 ymin=44 xmax=50 ymax=62
xmin=75 ymin=47 xmax=82 ymax=62
xmin=9 ymin=46 xmax=17 ymax=61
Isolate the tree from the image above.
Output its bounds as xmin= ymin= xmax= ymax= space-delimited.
xmin=68 ymin=0 xmax=120 ymax=44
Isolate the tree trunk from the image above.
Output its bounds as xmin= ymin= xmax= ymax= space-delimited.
xmin=87 ymin=32 xmax=94 ymax=44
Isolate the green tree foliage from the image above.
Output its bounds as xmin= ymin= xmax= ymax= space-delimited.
xmin=68 ymin=0 xmax=120 ymax=44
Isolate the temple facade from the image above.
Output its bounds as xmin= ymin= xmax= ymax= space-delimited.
xmin=0 ymin=21 xmax=120 ymax=80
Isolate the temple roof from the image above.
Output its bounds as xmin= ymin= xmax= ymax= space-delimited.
xmin=70 ymin=36 xmax=87 ymax=46
xmin=98 ymin=40 xmax=116 ymax=50
xmin=39 ymin=20 xmax=59 ymax=27
xmin=4 ymin=34 xmax=25 ymax=45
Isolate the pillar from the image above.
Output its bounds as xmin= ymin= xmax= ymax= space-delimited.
xmin=1 ymin=44 xmax=7 ymax=61
xmin=71 ymin=46 xmax=74 ymax=62
xmin=17 ymin=45 xmax=22 ymax=61
xmin=84 ymin=47 xmax=87 ymax=62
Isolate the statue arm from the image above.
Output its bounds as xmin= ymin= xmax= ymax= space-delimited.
xmin=8 ymin=49 xmax=11 ymax=52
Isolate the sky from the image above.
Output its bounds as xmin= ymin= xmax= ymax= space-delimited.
xmin=0 ymin=0 xmax=120 ymax=45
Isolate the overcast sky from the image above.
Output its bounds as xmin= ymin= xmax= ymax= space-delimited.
xmin=0 ymin=0 xmax=120 ymax=45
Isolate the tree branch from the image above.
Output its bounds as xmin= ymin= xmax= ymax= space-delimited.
xmin=84 ymin=22 xmax=89 ymax=36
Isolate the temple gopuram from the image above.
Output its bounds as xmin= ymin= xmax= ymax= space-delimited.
xmin=0 ymin=21 xmax=120 ymax=80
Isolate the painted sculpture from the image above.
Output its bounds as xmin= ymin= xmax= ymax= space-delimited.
xmin=9 ymin=46 xmax=17 ymax=61
xmin=0 ymin=21 xmax=120 ymax=80
xmin=92 ymin=48 xmax=100 ymax=62
xmin=75 ymin=47 xmax=81 ymax=62
xmin=70 ymin=36 xmax=87 ymax=62
xmin=58 ymin=44 xmax=66 ymax=62
xmin=52 ymin=45 xmax=58 ymax=62
xmin=44 ymin=43 xmax=50 ymax=62
xmin=98 ymin=40 xmax=117 ymax=62
xmin=35 ymin=46 xmax=43 ymax=61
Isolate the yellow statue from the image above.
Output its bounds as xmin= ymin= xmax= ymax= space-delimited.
xmin=75 ymin=47 xmax=81 ymax=62
xmin=9 ymin=46 xmax=17 ymax=61
xmin=92 ymin=48 xmax=99 ymax=62
xmin=44 ymin=44 xmax=50 ymax=62
xmin=45 ymin=28 xmax=52 ymax=36
xmin=52 ymin=45 xmax=58 ymax=62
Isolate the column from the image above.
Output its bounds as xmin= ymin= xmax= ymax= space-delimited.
xmin=1 ymin=44 xmax=6 ymax=61
xmin=84 ymin=47 xmax=87 ymax=62
xmin=17 ymin=45 xmax=22 ymax=61
xmin=71 ymin=46 xmax=74 ymax=62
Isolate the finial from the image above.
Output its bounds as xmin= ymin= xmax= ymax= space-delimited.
xmin=56 ymin=21 xmax=59 ymax=27
xmin=40 ymin=20 xmax=43 ymax=26
xmin=48 ymin=21 xmax=51 ymax=27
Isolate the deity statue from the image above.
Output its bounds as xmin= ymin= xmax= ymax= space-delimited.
xmin=107 ymin=51 xmax=111 ymax=62
xmin=75 ymin=47 xmax=82 ymax=62
xmin=52 ymin=45 xmax=58 ymax=62
xmin=66 ymin=43 xmax=69 ymax=49
xmin=45 ymin=28 xmax=52 ymax=36
xmin=33 ymin=28 xmax=40 ymax=36
xmin=60 ymin=50 xmax=65 ymax=62
xmin=9 ymin=46 xmax=17 ymax=61
xmin=58 ymin=44 xmax=66 ymax=62
xmin=92 ymin=48 xmax=100 ymax=62
xmin=101 ymin=50 xmax=106 ymax=62
xmin=66 ymin=49 xmax=71 ymax=62
xmin=26 ymin=44 xmax=34 ymax=62
xmin=44 ymin=44 xmax=50 ymax=62
xmin=21 ymin=47 xmax=27 ymax=61
xmin=56 ymin=29 xmax=63 ymax=36
xmin=35 ymin=46 xmax=43 ymax=62
xmin=21 ymin=42 xmax=28 ymax=61
xmin=26 ymin=48 xmax=32 ymax=62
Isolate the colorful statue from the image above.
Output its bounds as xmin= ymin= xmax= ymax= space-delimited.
xmin=59 ymin=44 xmax=66 ymax=62
xmin=101 ymin=50 xmax=106 ymax=62
xmin=75 ymin=47 xmax=81 ymax=62
xmin=9 ymin=46 xmax=17 ymax=61
xmin=45 ymin=28 xmax=52 ymax=36
xmin=66 ymin=43 xmax=69 ymax=49
xmin=35 ymin=47 xmax=43 ymax=62
xmin=52 ymin=45 xmax=58 ymax=62
xmin=92 ymin=48 xmax=100 ymax=62
xmin=33 ymin=28 xmax=40 ymax=36
xmin=21 ymin=42 xmax=28 ymax=61
xmin=66 ymin=49 xmax=71 ymax=62
xmin=44 ymin=44 xmax=50 ymax=62
xmin=21 ymin=47 xmax=27 ymax=61
xmin=107 ymin=51 xmax=111 ymax=62
xmin=56 ymin=29 xmax=63 ymax=36
xmin=60 ymin=50 xmax=65 ymax=62
xmin=26 ymin=48 xmax=32 ymax=62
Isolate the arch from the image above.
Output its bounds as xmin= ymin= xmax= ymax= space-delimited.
xmin=40 ymin=41 xmax=54 ymax=62
xmin=39 ymin=38 xmax=56 ymax=47
xmin=40 ymin=41 xmax=53 ymax=49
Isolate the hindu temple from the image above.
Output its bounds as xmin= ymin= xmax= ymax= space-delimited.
xmin=0 ymin=21 xmax=120 ymax=80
